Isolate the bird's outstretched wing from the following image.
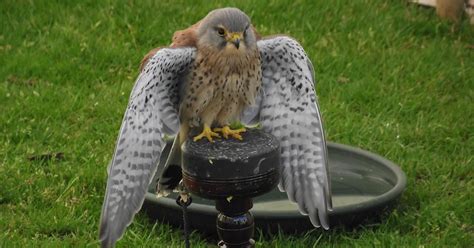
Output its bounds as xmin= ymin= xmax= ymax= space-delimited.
xmin=99 ymin=47 xmax=196 ymax=248
xmin=248 ymin=36 xmax=332 ymax=228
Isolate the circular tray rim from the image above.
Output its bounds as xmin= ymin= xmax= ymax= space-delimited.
xmin=144 ymin=142 xmax=407 ymax=221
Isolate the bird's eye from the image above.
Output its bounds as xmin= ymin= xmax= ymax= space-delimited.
xmin=243 ymin=25 xmax=250 ymax=37
xmin=216 ymin=27 xmax=225 ymax=36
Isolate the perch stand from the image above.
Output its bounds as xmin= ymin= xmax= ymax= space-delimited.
xmin=181 ymin=129 xmax=280 ymax=247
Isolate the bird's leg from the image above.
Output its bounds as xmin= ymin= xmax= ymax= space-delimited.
xmin=214 ymin=103 xmax=246 ymax=140
xmin=193 ymin=123 xmax=220 ymax=142
xmin=213 ymin=125 xmax=246 ymax=141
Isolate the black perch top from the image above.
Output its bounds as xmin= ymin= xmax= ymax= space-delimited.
xmin=182 ymin=128 xmax=281 ymax=199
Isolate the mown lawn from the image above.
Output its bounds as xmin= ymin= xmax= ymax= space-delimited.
xmin=1 ymin=0 xmax=473 ymax=247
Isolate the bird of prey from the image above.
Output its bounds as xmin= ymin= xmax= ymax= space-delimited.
xmin=99 ymin=7 xmax=332 ymax=247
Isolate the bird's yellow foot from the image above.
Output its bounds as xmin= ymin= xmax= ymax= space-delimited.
xmin=213 ymin=126 xmax=246 ymax=140
xmin=193 ymin=125 xmax=220 ymax=142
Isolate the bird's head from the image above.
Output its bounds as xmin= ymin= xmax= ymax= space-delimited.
xmin=197 ymin=8 xmax=257 ymax=54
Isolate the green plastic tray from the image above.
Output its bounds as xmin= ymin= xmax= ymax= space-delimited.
xmin=143 ymin=142 xmax=407 ymax=234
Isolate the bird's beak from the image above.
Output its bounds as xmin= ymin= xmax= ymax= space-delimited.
xmin=228 ymin=33 xmax=242 ymax=49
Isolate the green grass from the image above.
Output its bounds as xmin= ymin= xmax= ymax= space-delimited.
xmin=1 ymin=0 xmax=473 ymax=247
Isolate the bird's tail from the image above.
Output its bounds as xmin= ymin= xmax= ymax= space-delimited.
xmin=179 ymin=124 xmax=189 ymax=146
xmin=156 ymin=134 xmax=183 ymax=196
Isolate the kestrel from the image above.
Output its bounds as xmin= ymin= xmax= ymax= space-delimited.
xmin=99 ymin=7 xmax=332 ymax=248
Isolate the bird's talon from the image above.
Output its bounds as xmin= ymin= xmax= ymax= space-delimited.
xmin=193 ymin=125 xmax=220 ymax=142
xmin=213 ymin=126 xmax=246 ymax=140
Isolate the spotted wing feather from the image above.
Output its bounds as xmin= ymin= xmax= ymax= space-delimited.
xmin=99 ymin=47 xmax=196 ymax=248
xmin=254 ymin=37 xmax=332 ymax=229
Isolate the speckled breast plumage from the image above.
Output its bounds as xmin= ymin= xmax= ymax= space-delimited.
xmin=180 ymin=48 xmax=261 ymax=128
